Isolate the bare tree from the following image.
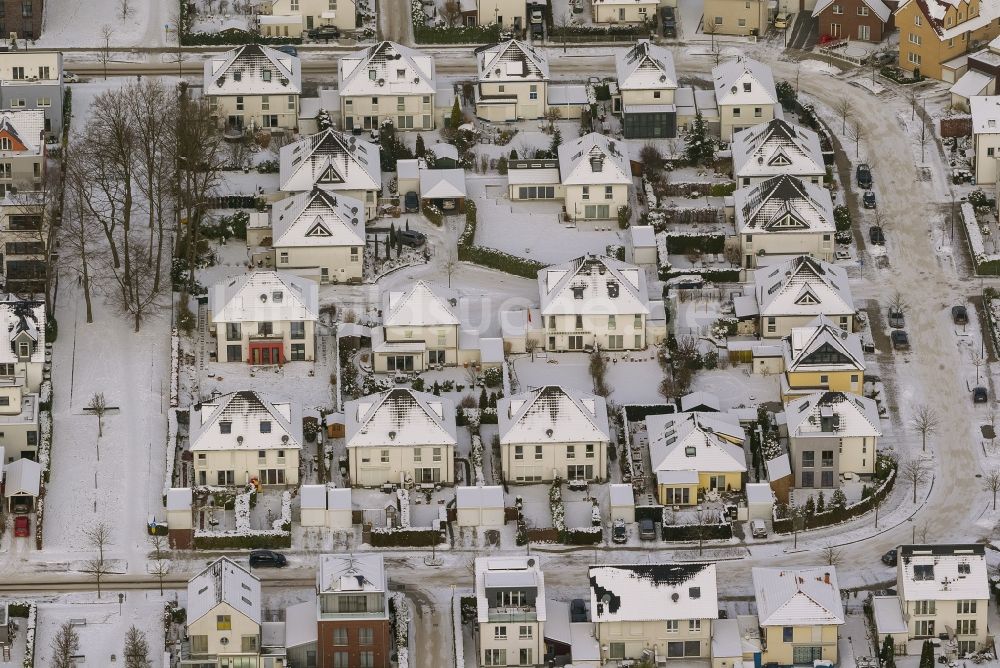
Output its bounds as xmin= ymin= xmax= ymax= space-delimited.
xmin=889 ymin=291 xmax=907 ymax=315
xmin=918 ymin=122 xmax=930 ymax=163
xmin=835 ymin=97 xmax=853 ymax=134
xmin=693 ymin=507 xmax=710 ymax=555
xmin=61 ymin=146 xmax=100 ymax=323
xmin=88 ymin=392 xmax=108 ymax=437
xmin=444 ymin=249 xmax=458 ymax=288
xmin=821 ymin=544 xmax=843 ymax=566
xmin=123 ymin=626 xmax=150 ymax=668
xmin=900 ymin=457 xmax=930 ymax=504
xmin=82 ymin=522 xmax=113 ymax=598
xmin=846 ymin=118 xmax=864 ymax=158
xmin=985 ymin=469 xmax=1000 ymax=510
xmin=441 ymin=0 xmax=462 ymax=27
xmin=119 ymin=0 xmax=132 ymax=20
xmin=50 ymin=622 xmax=80 ymax=668
xmin=971 ymin=350 xmax=986 ymax=384
xmin=910 ymin=404 xmax=940 ymax=452
xmin=150 ymin=558 xmax=170 ymax=596
xmin=788 ymin=504 xmax=805 ymax=549
xmin=100 ymin=25 xmax=114 ymax=80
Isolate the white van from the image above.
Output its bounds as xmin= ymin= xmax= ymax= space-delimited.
xmin=750 ymin=519 xmax=767 ymax=539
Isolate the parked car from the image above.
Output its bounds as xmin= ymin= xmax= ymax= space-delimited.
xmin=63 ymin=71 xmax=80 ymax=83
xmin=952 ymin=305 xmax=969 ymax=325
xmin=856 ymin=163 xmax=873 ymax=188
xmin=307 ymin=25 xmax=341 ymax=40
xmin=888 ymin=307 xmax=904 ymax=329
xmin=974 ymin=386 xmax=988 ymax=403
xmin=835 ymin=249 xmax=851 ymax=261
xmin=638 ymin=518 xmax=657 ymax=541
xmin=531 ymin=21 xmax=544 ymax=39
xmin=13 ymin=516 xmax=28 ymax=537
xmin=863 ymin=190 xmax=877 ymax=208
xmin=869 ymin=225 xmax=885 ymax=245
xmin=398 ymin=229 xmax=427 ymax=247
xmin=750 ymin=519 xmax=767 ymax=538
xmin=773 ymin=12 xmax=790 ymax=28
xmin=11 ymin=499 xmax=29 ymax=515
xmin=403 ymin=191 xmax=419 ymax=212
xmin=275 ymin=45 xmax=299 ymax=57
xmin=661 ymin=6 xmax=676 ymax=37
xmin=570 ymin=599 xmax=588 ymax=622
xmin=249 ymin=549 xmax=287 ymax=568
xmin=530 ymin=8 xmax=543 ymax=23
xmin=612 ymin=518 xmax=627 ymax=544
xmin=890 ymin=330 xmax=910 ymax=351
xmin=881 ymin=548 xmax=897 ymax=566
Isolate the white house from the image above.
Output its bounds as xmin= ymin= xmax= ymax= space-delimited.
xmin=270 ymin=188 xmax=366 ymax=284
xmin=538 ymin=254 xmax=651 ymax=352
xmin=3 ymin=457 xmax=40 ymax=511
xmin=592 ymin=0 xmax=658 ymax=24
xmin=279 ymin=129 xmax=382 ymax=221
xmin=734 ymin=175 xmax=836 ymax=269
xmin=752 ymin=567 xmax=844 ymax=665
xmin=712 ymin=57 xmax=779 ymax=140
xmin=0 ymin=110 xmax=46 ymax=195
xmin=475 ymin=40 xmax=549 ymax=122
xmin=972 ymin=96 xmax=1000 ymax=185
xmin=373 ymin=281 xmax=460 ymax=373
xmin=589 ymin=563 xmax=719 ymax=663
xmin=339 ymin=41 xmax=436 ymax=132
xmin=186 ymin=558 xmax=262 ymax=665
xmin=615 ymin=40 xmax=678 ymax=139
xmin=203 ymin=45 xmax=302 ymax=132
xmin=475 ymin=557 xmax=547 ymax=668
xmin=189 ymin=391 xmax=302 ymax=488
xmin=498 ymin=385 xmax=610 ymax=483
xmin=208 ymin=270 xmax=319 ymax=364
xmin=262 ymin=0 xmax=359 ymax=37
xmin=345 ymin=388 xmax=457 ymax=487
xmin=732 ymin=119 xmax=826 ymax=187
xmin=785 ymin=391 xmax=881 ymax=487
xmin=556 ymin=133 xmax=632 ymax=222
xmin=0 ymin=294 xmax=44 ymax=393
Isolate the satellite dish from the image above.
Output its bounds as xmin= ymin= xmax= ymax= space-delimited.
xmin=260 ymin=293 xmax=268 ymax=303
xmin=671 ymin=593 xmax=680 ymax=602
xmin=527 ymin=558 xmax=536 ymax=567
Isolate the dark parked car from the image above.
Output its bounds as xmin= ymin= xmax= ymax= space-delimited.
xmin=612 ymin=518 xmax=627 ymax=544
xmin=661 ymin=7 xmax=676 ymax=37
xmin=404 ymin=191 xmax=419 ymax=212
xmin=881 ymin=549 xmax=897 ymax=566
xmin=952 ymin=305 xmax=969 ymax=325
xmin=891 ymin=330 xmax=910 ymax=351
xmin=857 ymin=163 xmax=873 ymax=188
xmin=638 ymin=518 xmax=656 ymax=541
xmin=570 ymin=599 xmax=588 ymax=623
xmin=398 ymin=229 xmax=427 ymax=247
xmin=974 ymin=386 xmax=988 ymax=403
xmin=308 ymin=25 xmax=341 ymax=40
xmin=888 ymin=307 xmax=904 ymax=329
xmin=249 ymin=549 xmax=287 ymax=568
xmin=863 ymin=190 xmax=876 ymax=208
xmin=869 ymin=225 xmax=885 ymax=245
xmin=275 ymin=45 xmax=299 ymax=57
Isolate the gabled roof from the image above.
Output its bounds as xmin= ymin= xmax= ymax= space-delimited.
xmin=615 ymin=40 xmax=677 ymax=91
xmin=188 ymin=557 xmax=262 ymax=627
xmin=476 ymin=40 xmax=549 ymax=82
xmin=209 ymin=270 xmax=318 ymax=323
xmin=190 ymin=391 xmax=302 ymax=452
xmin=204 ymin=44 xmax=301 ymax=96
xmin=647 ymin=412 xmax=747 ymax=479
xmin=557 ymin=133 xmax=632 ymax=187
xmin=271 ymin=188 xmax=366 ymax=249
xmin=538 ymin=254 xmax=650 ymax=316
xmin=785 ymin=391 xmax=881 ymax=439
xmin=419 ymin=168 xmax=466 ymax=199
xmin=785 ymin=315 xmax=866 ymax=373
xmin=0 ymin=294 xmax=44 ymax=365
xmin=590 ymin=563 xmax=719 ymax=623
xmin=735 ymin=175 xmax=835 ymax=235
xmin=339 ymin=41 xmax=435 ymax=97
xmin=898 ymin=544 xmax=989 ymax=601
xmin=753 ymin=256 xmax=854 ymax=318
xmin=752 ymin=567 xmax=844 ymax=626
xmin=713 ymin=57 xmax=777 ymax=106
xmin=732 ymin=120 xmax=825 ymax=181
xmin=279 ymin=129 xmax=381 ymax=194
xmin=498 ymin=385 xmax=610 ymax=445
xmin=345 ymin=388 xmax=457 ymax=448
xmin=317 ymin=553 xmax=387 ymax=594
xmin=0 ymin=109 xmax=44 ymax=155
xmin=895 ymin=0 xmax=1000 ymax=40
xmin=812 ymin=0 xmax=890 ymax=21
xmin=971 ymin=95 xmax=1000 ymax=134
xmin=3 ymin=457 xmax=40 ymax=497
xmin=383 ymin=281 xmax=459 ymax=327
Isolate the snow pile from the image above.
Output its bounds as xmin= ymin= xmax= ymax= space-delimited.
xmin=961 ymin=201 xmax=999 ymax=266
xmin=235 ymin=492 xmax=251 ymax=532
xmin=22 ymin=602 xmax=36 ymax=668
xmin=274 ymin=490 xmax=292 ymax=531
xmin=619 ymin=407 xmax=636 ymax=482
xmin=452 ymin=591 xmax=464 ymax=668
xmin=644 ymin=178 xmax=659 ymax=210
xmin=37 ymin=410 xmax=52 ymax=478
xmin=39 ymin=380 xmax=51 ymax=406
xmin=170 ymin=328 xmax=179 ymax=408
xmin=549 ymin=480 xmax=566 ymax=531
xmin=397 ymin=487 xmax=411 ymax=528
xmin=162 ymin=408 xmax=179 ymax=498
xmin=392 ymin=593 xmax=411 ymax=668
xmin=471 ymin=434 xmax=485 ymax=485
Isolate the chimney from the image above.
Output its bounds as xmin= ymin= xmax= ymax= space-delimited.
xmin=823 ymin=572 xmax=830 ymax=584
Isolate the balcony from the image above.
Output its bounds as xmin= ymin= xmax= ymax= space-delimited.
xmin=487 ymin=607 xmax=538 ymax=623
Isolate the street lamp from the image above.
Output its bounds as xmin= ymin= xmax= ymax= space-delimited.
xmin=908 ymin=518 xmax=915 ymax=543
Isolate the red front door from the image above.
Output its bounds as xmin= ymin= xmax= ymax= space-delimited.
xmin=248 ymin=342 xmax=284 ymax=365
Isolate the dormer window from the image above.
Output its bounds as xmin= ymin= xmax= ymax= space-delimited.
xmin=272 ymin=291 xmax=283 ymax=303
xmin=743 ymin=82 xmax=751 ymax=92
xmin=220 ymin=421 xmax=232 ymax=434
xmin=263 ymin=70 xmax=272 ymax=82
xmin=396 ymin=69 xmax=406 ymax=78
xmin=369 ymin=69 xmax=377 ymax=80
xmin=233 ymin=71 xmax=242 ymax=82
xmin=685 ymin=446 xmax=697 ymax=457
xmin=17 ymin=342 xmax=28 ymax=358
xmin=572 ymin=286 xmax=584 ymax=299
xmin=260 ymin=421 xmax=272 ymax=434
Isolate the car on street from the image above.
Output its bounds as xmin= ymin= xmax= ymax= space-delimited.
xmin=974 ymin=386 xmax=988 ymax=403
xmin=404 ymin=191 xmax=419 ymax=212
xmin=638 ymin=518 xmax=657 ymax=541
xmin=857 ymin=163 xmax=873 ymax=189
xmin=530 ymin=8 xmax=544 ymax=23
xmin=881 ymin=548 xmax=897 ymax=566
xmin=570 ymin=599 xmax=588 ymax=622
xmin=661 ymin=6 xmax=676 ymax=37
xmin=750 ymin=519 xmax=767 ymax=538
xmin=773 ymin=13 xmax=790 ymax=29
xmin=14 ymin=516 xmax=29 ymax=537
xmin=835 ymin=249 xmax=851 ymax=261
xmin=531 ymin=21 xmax=544 ymax=38
xmin=275 ymin=45 xmax=299 ymax=57
xmin=952 ymin=305 xmax=969 ymax=325
xmin=398 ymin=229 xmax=427 ymax=247
xmin=63 ymin=71 xmax=80 ymax=83
xmin=249 ymin=549 xmax=287 ymax=568
xmin=863 ymin=190 xmax=876 ymax=208
xmin=869 ymin=225 xmax=885 ymax=245
xmin=888 ymin=307 xmax=904 ymax=329
xmin=890 ymin=330 xmax=910 ymax=351
xmin=612 ymin=518 xmax=627 ymax=543
xmin=307 ymin=25 xmax=341 ymax=40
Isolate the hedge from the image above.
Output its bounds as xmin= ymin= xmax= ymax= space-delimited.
xmin=181 ymin=31 xmax=303 ymax=46
xmin=664 ymin=234 xmax=725 ymax=254
xmin=660 ymin=268 xmax=741 ymax=283
xmin=773 ymin=465 xmax=897 ymax=533
xmin=193 ymin=533 xmax=292 ymax=549
xmin=7 ymin=603 xmax=29 ymax=618
xmin=551 ymin=24 xmax=650 ymax=36
xmin=369 ymin=528 xmax=444 ymax=547
xmin=635 ymin=505 xmax=663 ymax=523
xmin=661 ymin=523 xmax=732 ymax=541
xmin=414 ymin=24 xmax=500 ymax=44
xmin=623 ymin=404 xmax=676 ymax=422
xmin=561 ymin=528 xmax=602 ymax=545
xmin=978 ymin=260 xmax=1000 ymax=276
xmin=457 ymin=200 xmax=544 ymax=278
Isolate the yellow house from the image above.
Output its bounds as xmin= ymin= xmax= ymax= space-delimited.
xmin=776 ymin=315 xmax=865 ymax=399
xmin=263 ymin=0 xmax=359 ymax=35
xmin=646 ymin=411 xmax=746 ymax=506
xmin=752 ymin=567 xmax=844 ymax=665
xmin=186 ymin=558 xmax=267 ymax=665
xmin=703 ymin=0 xmax=768 ymax=36
xmin=338 ymin=41 xmax=436 ymax=133
xmin=895 ymin=0 xmax=1000 ymax=81
xmin=591 ymin=0 xmax=658 ymax=24
xmin=373 ymin=281 xmax=460 ymax=374
xmin=712 ymin=57 xmax=779 ymax=141
xmin=475 ymin=40 xmax=549 ymax=122
xmin=203 ymin=45 xmax=302 ymax=133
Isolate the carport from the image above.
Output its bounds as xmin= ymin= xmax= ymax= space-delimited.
xmin=4 ymin=458 xmax=40 ymax=512
xmin=420 ymin=168 xmax=467 ymax=213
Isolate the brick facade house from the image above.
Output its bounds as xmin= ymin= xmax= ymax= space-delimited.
xmin=0 ymin=0 xmax=43 ymax=40
xmin=813 ymin=0 xmax=895 ymax=42
xmin=317 ymin=554 xmax=391 ymax=668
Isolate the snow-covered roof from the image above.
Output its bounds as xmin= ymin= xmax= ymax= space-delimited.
xmin=898 ymin=544 xmax=989 ymax=601
xmin=166 ymin=487 xmax=192 ymax=511
xmin=209 ymin=270 xmax=318 ymax=323
xmin=557 ymin=133 xmax=632 ymax=187
xmin=752 ymin=567 xmax=844 ymax=626
xmin=751 ymin=256 xmax=854 ymax=319
xmin=0 ymin=295 xmax=44 ymax=366
xmin=647 ymin=412 xmax=747 ymax=478
xmin=279 ymin=129 xmax=381 ymax=194
xmin=477 ymin=40 xmax=549 ymax=82
xmin=498 ymin=385 xmax=610 ymax=445
xmin=328 ymin=487 xmax=351 ymax=511
xmin=190 ymin=391 xmax=302 ymax=452
xmin=318 ymin=553 xmax=387 ymax=594
xmin=475 ymin=556 xmax=546 ymax=623
xmin=616 ymin=40 xmax=676 ymax=91
xmin=629 ymin=225 xmax=656 ymax=248
xmin=712 ymin=618 xmax=743 ymax=658
xmin=538 ymin=254 xmax=650 ymax=316
xmin=456 ymin=485 xmax=504 ymax=509
xmin=785 ymin=315 xmax=865 ymax=373
xmin=732 ymin=120 xmax=825 ymax=181
xmin=713 ymin=57 xmax=777 ymax=107
xmin=897 ymin=0 xmax=1000 ymax=39
xmin=872 ymin=596 xmax=907 ymax=635
xmin=300 ymin=484 xmax=327 ymax=509
xmin=547 ymin=84 xmax=588 ymax=106
xmin=3 ymin=457 xmax=39 ymax=497
xmin=735 ymin=175 xmax=834 ymax=235
xmin=590 ymin=563 xmax=719 ymax=623
xmin=271 ymin=189 xmax=366 ymax=249
xmin=339 ymin=41 xmax=435 ymax=97
xmin=812 ymin=0 xmax=890 ymax=20
xmin=766 ymin=453 xmax=791 ymax=479
xmin=971 ymin=96 xmax=1000 ymax=134
xmin=345 ymin=388 xmax=457 ymax=448
xmin=745 ymin=482 xmax=774 ymax=505
xmin=679 ymin=391 xmax=721 ymax=412
xmin=284 ymin=598 xmax=318 ymax=648
xmin=609 ymin=483 xmax=634 ymax=507
xmin=188 ymin=557 xmax=262 ymax=627
xmin=785 ymin=391 xmax=881 ymax=440
xmin=951 ymin=70 xmax=994 ymax=101
xmin=429 ymin=143 xmax=458 ymax=161
xmin=0 ymin=110 xmax=44 ymax=156
xmin=204 ymin=44 xmax=301 ymax=97
xmin=420 ymin=168 xmax=467 ymax=199
xmin=383 ymin=281 xmax=459 ymax=327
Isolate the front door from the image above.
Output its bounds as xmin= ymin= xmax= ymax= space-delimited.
xmin=858 ymin=24 xmax=870 ymax=40
xmin=306 ymin=15 xmax=314 ymax=28
xmin=619 ymin=8 xmax=625 ymax=19
xmin=830 ymin=22 xmax=841 ymax=37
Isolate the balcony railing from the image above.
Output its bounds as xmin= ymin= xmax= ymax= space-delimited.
xmin=487 ymin=607 xmax=538 ymax=622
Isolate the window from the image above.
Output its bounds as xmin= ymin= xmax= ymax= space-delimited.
xmin=689 ymin=619 xmax=701 ymax=631
xmin=288 ymin=95 xmax=296 ymax=110
xmin=333 ymin=653 xmax=349 ymax=668
xmin=666 ymin=620 xmax=679 ymax=632
xmin=738 ymin=18 xmax=746 ymax=26
xmin=515 ymin=445 xmax=523 ymax=460
xmin=858 ymin=4 xmax=868 ymax=14
xmin=190 ymin=635 xmax=208 ymax=653
xmin=567 ymin=465 xmax=593 ymax=480
xmin=586 ymin=444 xmax=594 ymax=458
xmin=584 ymin=205 xmax=610 ymax=219
xmin=783 ymin=627 xmax=793 ymax=642
xmin=733 ymin=107 xmax=741 ymax=118
xmin=10 ymin=67 xmax=22 ymax=80
xmin=832 ymin=3 xmax=842 ymax=12
xmin=914 ymin=13 xmax=921 ymax=24
xmin=821 ymin=470 xmax=834 ymax=487
xmin=957 ymin=600 xmax=977 ymax=614
xmin=915 ymin=620 xmax=935 ymax=637
xmin=485 ymin=649 xmax=506 ymax=666
xmin=754 ymin=107 xmax=762 ymax=117
xmin=957 ymin=619 xmax=977 ymax=635
xmin=36 ymin=97 xmax=49 ymax=107
xmin=397 ymin=96 xmax=405 ymax=110
xmin=260 ymin=420 xmax=271 ymax=434
xmin=520 ymin=649 xmax=533 ymax=665
xmin=217 ymin=615 xmax=232 ymax=630
xmin=351 ymin=247 xmax=360 ymax=261
xmin=575 ymin=315 xmax=584 ymax=329
xmin=381 ymin=449 xmax=390 ymax=463
xmin=258 ymin=321 xmax=273 ymax=336
xmin=291 ymin=343 xmax=305 ymax=361
xmin=653 ymin=91 xmax=661 ymax=99
xmin=494 ymin=626 xmax=507 ymax=640
xmin=802 ymin=451 xmax=815 ymax=467
xmin=608 ymin=335 xmax=623 ymax=349
xmin=914 ymin=600 xmax=936 ymax=615
xmin=909 ymin=32 xmax=922 ymax=44
xmin=714 ymin=15 xmax=722 ymax=24
xmin=535 ymin=445 xmax=543 ymax=459
xmin=519 ymin=625 xmax=533 ymax=639
xmin=359 ymin=627 xmax=374 ymax=644
xmin=582 ymin=186 xmax=590 ymax=200
xmin=433 ymin=447 xmax=442 ymax=462
xmin=567 ymin=445 xmax=575 ymax=459
xmin=609 ymin=644 xmax=626 ymax=660
xmin=821 ymin=450 xmax=834 ymax=467
xmin=291 ymin=321 xmax=305 ymax=340
xmin=220 ymin=421 xmax=232 ymax=435
xmin=802 ymin=471 xmax=814 ymax=487
xmin=8 ymin=99 xmax=23 ymax=109
xmin=605 ymin=186 xmax=613 ymax=200
xmin=414 ymin=448 xmax=422 ymax=462
xmin=258 ymin=469 xmax=285 ymax=485
xmin=241 ymin=635 xmax=258 ymax=652
xmin=359 ymin=652 xmax=374 ymax=668
xmin=17 ymin=342 xmax=28 ymax=359
xmin=38 ymin=66 xmax=48 ymax=79
xmin=235 ymin=96 xmax=244 ymax=111
xmin=908 ymin=52 xmax=922 ymax=65
xmin=529 ymin=84 xmax=538 ymax=100
xmin=227 ymin=345 xmax=242 ymax=362
xmin=0 ymin=397 xmax=9 ymax=407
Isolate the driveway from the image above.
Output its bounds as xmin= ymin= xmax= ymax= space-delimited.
xmin=786 ymin=12 xmax=819 ymax=51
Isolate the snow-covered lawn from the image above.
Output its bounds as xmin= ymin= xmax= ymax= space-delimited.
xmin=512 ymin=351 xmax=664 ymax=405
xmin=689 ymin=367 xmax=781 ymax=409
xmin=37 ymin=0 xmax=173 ymax=48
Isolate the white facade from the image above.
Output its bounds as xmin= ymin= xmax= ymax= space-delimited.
xmin=339 ymin=41 xmax=436 ymax=132
xmin=713 ymin=57 xmax=779 ymax=140
xmin=475 ymin=41 xmax=549 ymax=122
xmin=203 ymin=45 xmax=302 ymax=132
xmin=972 ymin=96 xmax=1000 ymax=185
xmin=732 ymin=119 xmax=826 ymax=187
xmin=186 ymin=558 xmax=262 ymax=665
xmin=476 ymin=557 xmax=547 ymax=668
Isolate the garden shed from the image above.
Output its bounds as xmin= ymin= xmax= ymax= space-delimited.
xmin=3 ymin=458 xmax=40 ymax=512
xmin=625 ymin=225 xmax=658 ymax=266
xmin=327 ymin=487 xmax=353 ymax=528
xmin=300 ymin=484 xmax=328 ymax=527
xmin=608 ymin=483 xmax=635 ymax=523
xmin=744 ymin=482 xmax=774 ymax=521
xmin=456 ymin=485 xmax=505 ymax=527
